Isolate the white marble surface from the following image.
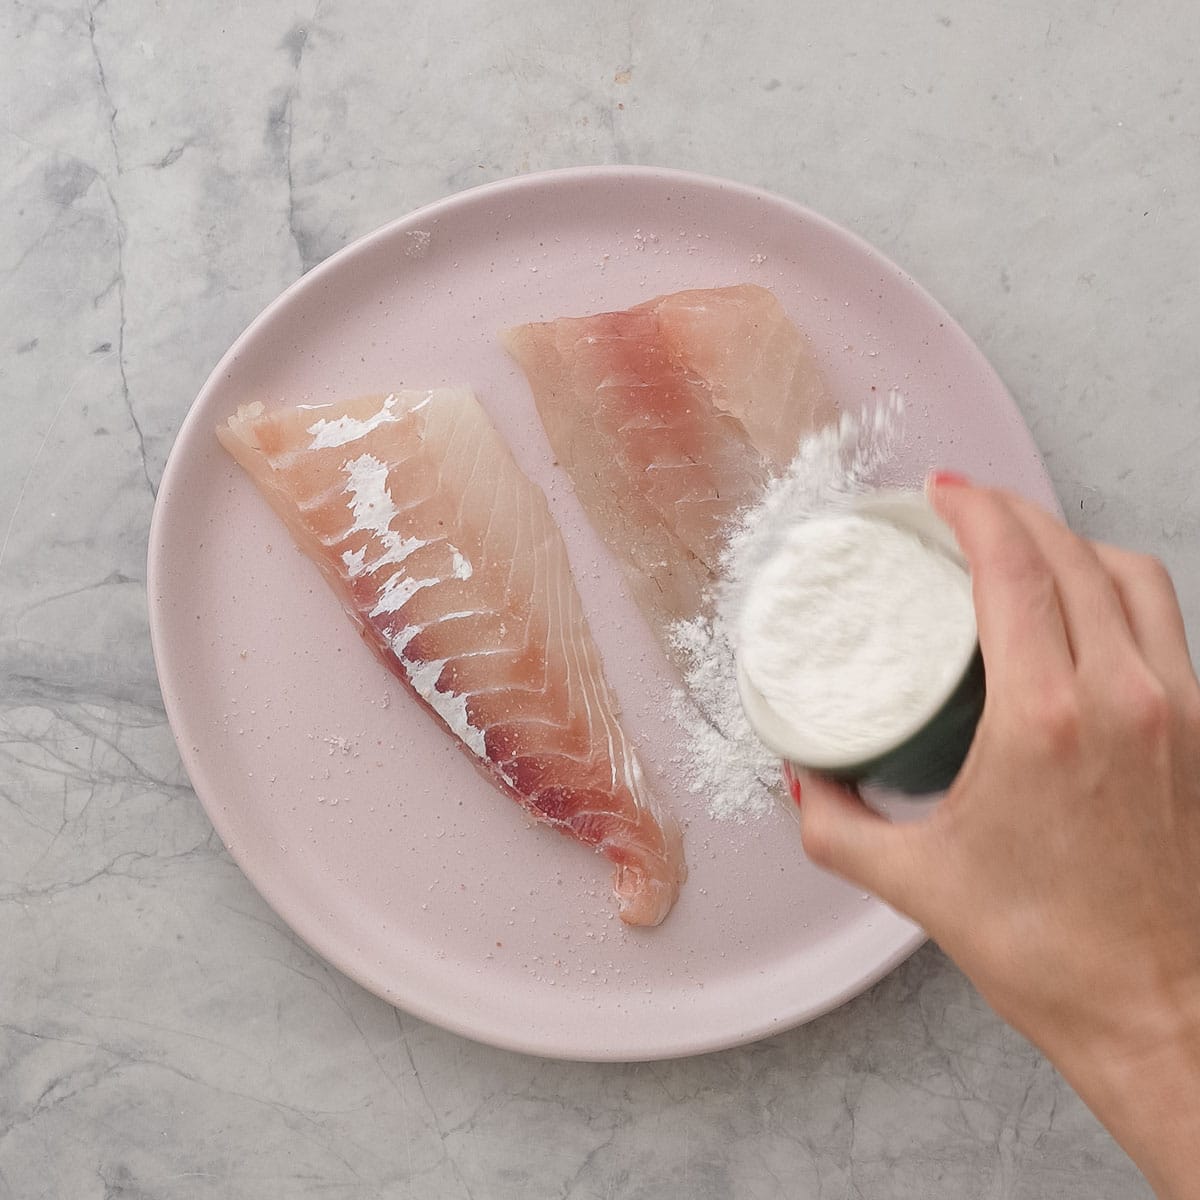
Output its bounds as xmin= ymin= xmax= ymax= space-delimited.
xmin=2 ymin=0 xmax=1196 ymax=1195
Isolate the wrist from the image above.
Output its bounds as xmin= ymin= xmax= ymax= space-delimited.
xmin=1047 ymin=976 xmax=1200 ymax=1199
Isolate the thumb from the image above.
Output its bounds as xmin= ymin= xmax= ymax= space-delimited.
xmin=797 ymin=772 xmax=923 ymax=916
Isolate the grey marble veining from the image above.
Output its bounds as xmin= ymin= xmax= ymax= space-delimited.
xmin=3 ymin=0 xmax=1196 ymax=1196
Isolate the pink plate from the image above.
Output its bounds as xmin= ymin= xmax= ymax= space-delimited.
xmin=148 ymin=167 xmax=1056 ymax=1061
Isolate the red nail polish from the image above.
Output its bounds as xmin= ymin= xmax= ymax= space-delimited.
xmin=783 ymin=762 xmax=802 ymax=806
xmin=927 ymin=469 xmax=970 ymax=490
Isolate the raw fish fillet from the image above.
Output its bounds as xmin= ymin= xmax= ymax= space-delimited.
xmin=503 ymin=285 xmax=835 ymax=641
xmin=217 ymin=389 xmax=685 ymax=926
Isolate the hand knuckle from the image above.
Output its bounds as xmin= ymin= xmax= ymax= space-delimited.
xmin=992 ymin=540 xmax=1047 ymax=589
xmin=1113 ymin=670 xmax=1171 ymax=740
xmin=1134 ymin=552 xmax=1179 ymax=599
xmin=1034 ymin=688 xmax=1082 ymax=751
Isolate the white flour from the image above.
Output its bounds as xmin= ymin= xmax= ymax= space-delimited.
xmin=738 ymin=513 xmax=975 ymax=761
xmin=669 ymin=393 xmax=907 ymax=821
xmin=668 ymin=616 xmax=779 ymax=822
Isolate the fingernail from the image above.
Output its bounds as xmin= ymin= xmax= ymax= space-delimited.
xmin=782 ymin=761 xmax=802 ymax=806
xmin=926 ymin=469 xmax=970 ymax=491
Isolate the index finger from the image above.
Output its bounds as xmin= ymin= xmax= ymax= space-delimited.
xmin=927 ymin=475 xmax=1074 ymax=690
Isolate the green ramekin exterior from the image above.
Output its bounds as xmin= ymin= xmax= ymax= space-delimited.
xmin=817 ymin=648 xmax=986 ymax=796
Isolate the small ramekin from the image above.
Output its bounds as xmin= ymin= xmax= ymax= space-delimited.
xmin=735 ymin=491 xmax=984 ymax=796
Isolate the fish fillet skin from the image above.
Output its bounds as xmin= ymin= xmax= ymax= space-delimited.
xmin=217 ymin=389 xmax=685 ymax=927
xmin=503 ymin=284 xmax=836 ymax=640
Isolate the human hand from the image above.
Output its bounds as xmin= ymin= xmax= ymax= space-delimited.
xmin=797 ymin=476 xmax=1200 ymax=1199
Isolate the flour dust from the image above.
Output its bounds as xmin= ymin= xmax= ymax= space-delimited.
xmin=668 ymin=392 xmax=907 ymax=822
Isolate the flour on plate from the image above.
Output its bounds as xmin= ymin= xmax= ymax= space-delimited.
xmin=669 ymin=392 xmax=906 ymax=821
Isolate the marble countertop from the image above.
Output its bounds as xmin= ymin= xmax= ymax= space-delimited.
xmin=3 ymin=1 xmax=1197 ymax=1196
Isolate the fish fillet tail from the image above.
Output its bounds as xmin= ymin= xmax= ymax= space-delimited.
xmin=607 ymin=816 xmax=687 ymax=927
